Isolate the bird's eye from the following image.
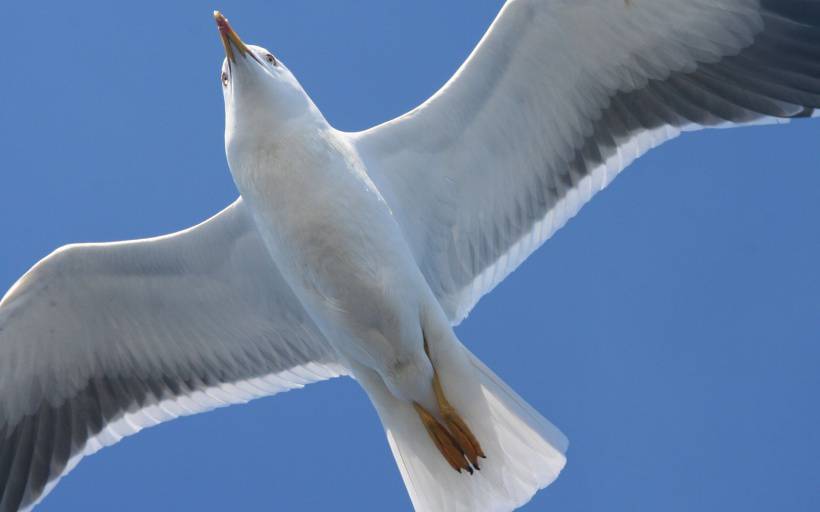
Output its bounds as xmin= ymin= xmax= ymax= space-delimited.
xmin=265 ymin=53 xmax=278 ymax=66
xmin=221 ymin=71 xmax=229 ymax=87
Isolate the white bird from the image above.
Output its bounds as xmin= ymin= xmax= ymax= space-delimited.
xmin=2 ymin=2 xmax=819 ymax=511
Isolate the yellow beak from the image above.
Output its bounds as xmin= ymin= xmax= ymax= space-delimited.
xmin=213 ymin=11 xmax=259 ymax=64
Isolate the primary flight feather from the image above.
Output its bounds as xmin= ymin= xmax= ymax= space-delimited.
xmin=2 ymin=2 xmax=819 ymax=511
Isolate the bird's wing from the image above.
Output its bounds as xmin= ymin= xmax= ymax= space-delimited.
xmin=351 ymin=0 xmax=820 ymax=324
xmin=0 ymin=199 xmax=346 ymax=512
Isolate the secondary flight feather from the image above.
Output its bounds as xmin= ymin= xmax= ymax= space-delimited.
xmin=2 ymin=2 xmax=819 ymax=511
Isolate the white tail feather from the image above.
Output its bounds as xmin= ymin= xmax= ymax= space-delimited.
xmin=355 ymin=342 xmax=568 ymax=512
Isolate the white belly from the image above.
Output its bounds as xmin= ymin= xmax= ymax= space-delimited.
xmin=228 ymin=127 xmax=433 ymax=378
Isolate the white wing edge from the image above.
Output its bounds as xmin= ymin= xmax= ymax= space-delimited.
xmin=24 ymin=362 xmax=348 ymax=512
xmin=444 ymin=113 xmax=808 ymax=324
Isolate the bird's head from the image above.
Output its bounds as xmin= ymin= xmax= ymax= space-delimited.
xmin=214 ymin=11 xmax=321 ymax=146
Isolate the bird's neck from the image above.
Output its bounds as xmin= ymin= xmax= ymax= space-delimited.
xmin=226 ymin=117 xmax=351 ymax=203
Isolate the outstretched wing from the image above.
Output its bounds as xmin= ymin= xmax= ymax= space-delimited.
xmin=0 ymin=199 xmax=346 ymax=512
xmin=352 ymin=0 xmax=820 ymax=324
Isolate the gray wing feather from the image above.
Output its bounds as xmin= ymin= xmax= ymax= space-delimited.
xmin=353 ymin=0 xmax=820 ymax=323
xmin=0 ymin=199 xmax=345 ymax=512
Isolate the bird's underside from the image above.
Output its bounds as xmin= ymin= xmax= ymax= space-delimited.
xmin=3 ymin=1 xmax=820 ymax=512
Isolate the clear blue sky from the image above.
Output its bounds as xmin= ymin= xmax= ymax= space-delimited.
xmin=2 ymin=1 xmax=819 ymax=511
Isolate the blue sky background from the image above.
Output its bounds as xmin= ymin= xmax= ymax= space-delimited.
xmin=2 ymin=1 xmax=819 ymax=511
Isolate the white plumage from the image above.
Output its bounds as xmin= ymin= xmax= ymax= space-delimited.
xmin=2 ymin=2 xmax=819 ymax=511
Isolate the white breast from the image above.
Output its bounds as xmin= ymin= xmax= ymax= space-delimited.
xmin=227 ymin=124 xmax=432 ymax=372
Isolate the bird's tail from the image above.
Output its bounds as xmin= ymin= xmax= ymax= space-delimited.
xmin=356 ymin=338 xmax=568 ymax=512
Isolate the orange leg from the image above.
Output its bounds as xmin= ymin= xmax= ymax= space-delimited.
xmin=413 ymin=337 xmax=486 ymax=474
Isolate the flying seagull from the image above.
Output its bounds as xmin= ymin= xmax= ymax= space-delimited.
xmin=2 ymin=2 xmax=820 ymax=511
